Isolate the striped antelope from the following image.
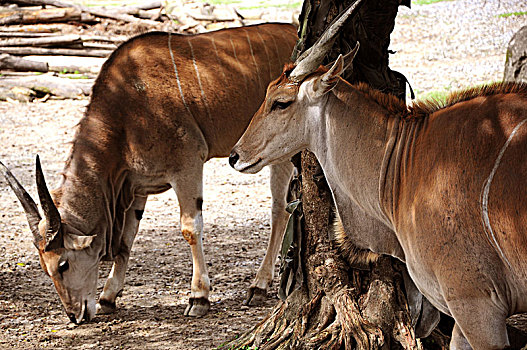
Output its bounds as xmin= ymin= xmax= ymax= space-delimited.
xmin=1 ymin=23 xmax=297 ymax=323
xmin=230 ymin=6 xmax=527 ymax=349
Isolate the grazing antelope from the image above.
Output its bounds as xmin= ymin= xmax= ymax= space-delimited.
xmin=230 ymin=4 xmax=527 ymax=349
xmin=1 ymin=23 xmax=297 ymax=323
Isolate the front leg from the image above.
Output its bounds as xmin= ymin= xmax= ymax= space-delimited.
xmin=97 ymin=195 xmax=148 ymax=314
xmin=172 ymin=164 xmax=210 ymax=316
xmin=246 ymin=161 xmax=293 ymax=305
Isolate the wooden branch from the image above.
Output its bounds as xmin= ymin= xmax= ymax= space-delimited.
xmin=0 ymin=32 xmax=127 ymax=43
xmin=133 ymin=9 xmax=162 ymax=21
xmin=10 ymin=0 xmax=161 ymax=25
xmin=0 ymin=46 xmax=112 ymax=57
xmin=83 ymin=8 xmax=160 ymax=25
xmin=0 ymin=73 xmax=94 ymax=100
xmin=80 ymin=35 xmax=128 ymax=43
xmin=0 ymin=24 xmax=72 ymax=33
xmin=81 ymin=42 xmax=117 ymax=50
xmin=116 ymin=1 xmax=162 ymax=13
xmin=0 ymin=7 xmax=81 ymax=25
xmin=0 ymin=34 xmax=81 ymax=47
xmin=0 ymin=53 xmax=48 ymax=72
xmin=186 ymin=13 xmax=237 ymax=22
xmin=0 ymin=13 xmax=24 ymax=25
xmin=0 ymin=32 xmax=58 ymax=38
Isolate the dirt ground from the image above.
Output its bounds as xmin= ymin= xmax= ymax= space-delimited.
xmin=1 ymin=0 xmax=527 ymax=349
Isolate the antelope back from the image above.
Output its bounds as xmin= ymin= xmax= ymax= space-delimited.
xmin=89 ymin=23 xmax=298 ymax=159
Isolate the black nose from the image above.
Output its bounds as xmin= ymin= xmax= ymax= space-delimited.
xmin=68 ymin=313 xmax=77 ymax=324
xmin=229 ymin=151 xmax=239 ymax=168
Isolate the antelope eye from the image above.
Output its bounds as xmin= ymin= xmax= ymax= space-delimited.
xmin=271 ymin=100 xmax=293 ymax=111
xmin=58 ymin=260 xmax=69 ymax=275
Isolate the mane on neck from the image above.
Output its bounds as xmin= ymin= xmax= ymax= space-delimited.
xmin=351 ymin=81 xmax=527 ymax=120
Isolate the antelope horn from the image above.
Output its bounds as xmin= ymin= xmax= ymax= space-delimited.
xmin=35 ymin=155 xmax=62 ymax=245
xmin=290 ymin=0 xmax=364 ymax=82
xmin=0 ymin=160 xmax=43 ymax=244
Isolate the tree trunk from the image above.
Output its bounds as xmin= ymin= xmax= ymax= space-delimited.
xmin=224 ymin=0 xmax=450 ymax=349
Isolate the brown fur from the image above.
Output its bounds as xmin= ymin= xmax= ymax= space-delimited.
xmin=353 ymin=80 xmax=527 ymax=120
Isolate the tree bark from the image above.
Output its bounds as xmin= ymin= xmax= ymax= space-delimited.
xmin=223 ymin=0 xmax=450 ymax=349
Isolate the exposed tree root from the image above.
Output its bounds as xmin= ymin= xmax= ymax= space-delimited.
xmin=222 ymin=286 xmax=413 ymax=350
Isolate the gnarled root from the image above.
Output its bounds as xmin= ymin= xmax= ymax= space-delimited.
xmin=222 ymin=287 xmax=403 ymax=350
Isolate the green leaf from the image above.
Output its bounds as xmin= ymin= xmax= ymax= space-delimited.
xmin=281 ymin=200 xmax=300 ymax=262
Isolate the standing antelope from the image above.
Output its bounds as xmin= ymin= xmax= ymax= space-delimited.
xmin=230 ymin=4 xmax=527 ymax=349
xmin=1 ymin=23 xmax=297 ymax=323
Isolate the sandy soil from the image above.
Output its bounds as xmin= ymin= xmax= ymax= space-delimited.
xmin=1 ymin=0 xmax=527 ymax=349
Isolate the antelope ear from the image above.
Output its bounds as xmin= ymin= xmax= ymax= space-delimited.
xmin=63 ymin=234 xmax=95 ymax=250
xmin=314 ymin=54 xmax=345 ymax=96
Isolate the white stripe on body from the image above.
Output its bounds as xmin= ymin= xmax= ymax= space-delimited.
xmin=481 ymin=117 xmax=527 ymax=270
xmin=256 ymin=27 xmax=273 ymax=81
xmin=209 ymin=36 xmax=227 ymax=84
xmin=262 ymin=27 xmax=281 ymax=75
xmin=230 ymin=37 xmax=248 ymax=92
xmin=244 ymin=29 xmax=262 ymax=91
xmin=188 ymin=38 xmax=213 ymax=121
xmin=168 ymin=32 xmax=193 ymax=117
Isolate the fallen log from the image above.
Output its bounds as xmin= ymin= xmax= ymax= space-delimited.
xmin=82 ymin=7 xmax=160 ymax=25
xmin=0 ymin=34 xmax=81 ymax=47
xmin=0 ymin=32 xmax=128 ymax=43
xmin=115 ymin=1 xmax=162 ymax=13
xmin=186 ymin=13 xmax=237 ymax=22
xmin=0 ymin=23 xmax=77 ymax=33
xmin=0 ymin=7 xmax=81 ymax=24
xmin=10 ymin=0 xmax=161 ymax=25
xmin=0 ymin=73 xmax=94 ymax=101
xmin=82 ymin=42 xmax=117 ymax=50
xmin=0 ymin=32 xmax=58 ymax=37
xmin=133 ymin=9 xmax=162 ymax=21
xmin=0 ymin=53 xmax=48 ymax=72
xmin=80 ymin=35 xmax=128 ymax=43
xmin=0 ymin=13 xmax=24 ymax=25
xmin=0 ymin=46 xmax=112 ymax=57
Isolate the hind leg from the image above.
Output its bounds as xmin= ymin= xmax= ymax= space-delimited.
xmin=447 ymin=298 xmax=509 ymax=349
xmin=97 ymin=195 xmax=148 ymax=314
xmin=246 ymin=161 xmax=293 ymax=305
xmin=171 ymin=162 xmax=210 ymax=316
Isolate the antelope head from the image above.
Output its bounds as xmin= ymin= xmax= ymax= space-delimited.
xmin=1 ymin=157 xmax=97 ymax=324
xmin=229 ymin=0 xmax=361 ymax=173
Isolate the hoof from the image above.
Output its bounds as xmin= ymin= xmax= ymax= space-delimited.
xmin=184 ymin=297 xmax=210 ymax=317
xmin=244 ymin=286 xmax=267 ymax=306
xmin=96 ymin=299 xmax=116 ymax=315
